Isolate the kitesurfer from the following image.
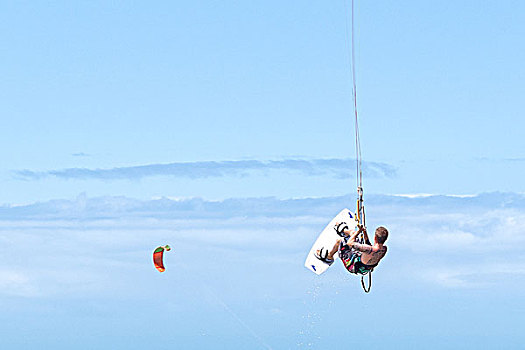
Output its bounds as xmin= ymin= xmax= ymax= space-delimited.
xmin=316 ymin=225 xmax=388 ymax=273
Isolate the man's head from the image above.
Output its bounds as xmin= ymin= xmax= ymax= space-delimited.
xmin=374 ymin=226 xmax=388 ymax=244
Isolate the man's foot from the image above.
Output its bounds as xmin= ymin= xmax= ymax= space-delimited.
xmin=334 ymin=222 xmax=349 ymax=237
xmin=315 ymin=248 xmax=334 ymax=265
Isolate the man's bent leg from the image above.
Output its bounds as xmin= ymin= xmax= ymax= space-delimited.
xmin=328 ymin=239 xmax=342 ymax=260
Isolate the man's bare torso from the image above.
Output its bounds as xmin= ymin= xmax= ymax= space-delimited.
xmin=354 ymin=243 xmax=387 ymax=265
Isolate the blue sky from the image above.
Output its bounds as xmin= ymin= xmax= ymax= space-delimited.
xmin=1 ymin=0 xmax=524 ymax=203
xmin=1 ymin=1 xmax=524 ymax=349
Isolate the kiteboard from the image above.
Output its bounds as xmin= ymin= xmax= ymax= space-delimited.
xmin=304 ymin=208 xmax=358 ymax=275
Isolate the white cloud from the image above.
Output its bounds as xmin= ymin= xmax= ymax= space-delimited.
xmin=13 ymin=158 xmax=396 ymax=181
xmin=419 ymin=262 xmax=525 ymax=289
xmin=0 ymin=270 xmax=38 ymax=297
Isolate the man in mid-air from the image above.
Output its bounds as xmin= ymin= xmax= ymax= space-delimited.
xmin=316 ymin=225 xmax=388 ymax=273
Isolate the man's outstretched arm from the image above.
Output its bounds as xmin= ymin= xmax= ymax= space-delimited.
xmin=349 ymin=242 xmax=373 ymax=254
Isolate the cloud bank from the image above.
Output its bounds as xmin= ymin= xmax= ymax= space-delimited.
xmin=1 ymin=192 xmax=524 ymax=296
xmin=14 ymin=158 xmax=396 ymax=181
xmin=1 ymin=191 xmax=523 ymax=221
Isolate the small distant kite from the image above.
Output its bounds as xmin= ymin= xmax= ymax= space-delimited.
xmin=153 ymin=245 xmax=171 ymax=272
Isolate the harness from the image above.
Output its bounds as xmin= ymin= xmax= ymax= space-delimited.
xmin=338 ymin=241 xmax=377 ymax=275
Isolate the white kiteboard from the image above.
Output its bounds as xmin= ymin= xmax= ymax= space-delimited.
xmin=305 ymin=208 xmax=358 ymax=275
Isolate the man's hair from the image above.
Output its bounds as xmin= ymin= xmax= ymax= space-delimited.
xmin=375 ymin=226 xmax=389 ymax=244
